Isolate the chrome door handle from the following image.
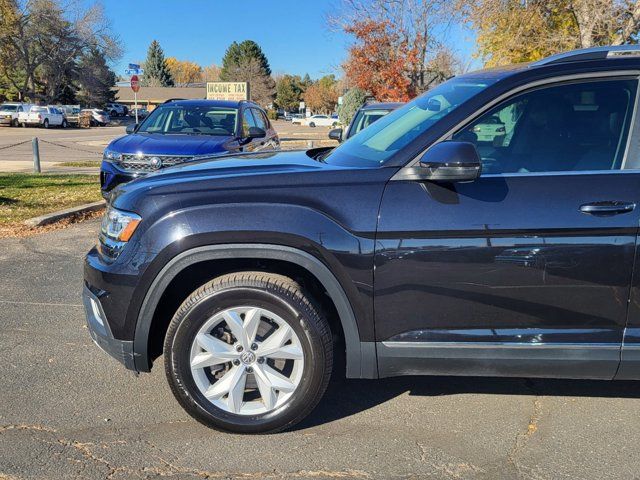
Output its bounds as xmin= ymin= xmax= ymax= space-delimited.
xmin=580 ymin=201 xmax=636 ymax=215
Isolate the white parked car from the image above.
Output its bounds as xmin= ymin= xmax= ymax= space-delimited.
xmin=105 ymin=103 xmax=127 ymax=117
xmin=82 ymin=109 xmax=110 ymax=127
xmin=19 ymin=105 xmax=67 ymax=128
xmin=304 ymin=114 xmax=338 ymax=127
xmin=0 ymin=103 xmax=31 ymax=127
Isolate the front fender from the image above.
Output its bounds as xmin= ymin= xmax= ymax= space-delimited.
xmin=125 ymin=202 xmax=380 ymax=378
xmin=132 ymin=243 xmax=377 ymax=378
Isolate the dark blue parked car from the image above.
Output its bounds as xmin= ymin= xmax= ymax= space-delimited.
xmin=85 ymin=46 xmax=640 ymax=434
xmin=100 ymin=99 xmax=279 ymax=196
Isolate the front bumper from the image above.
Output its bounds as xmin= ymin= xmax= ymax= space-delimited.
xmin=0 ymin=117 xmax=14 ymax=125
xmin=82 ymin=284 xmax=137 ymax=371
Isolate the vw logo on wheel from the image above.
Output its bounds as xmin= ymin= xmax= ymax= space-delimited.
xmin=149 ymin=156 xmax=162 ymax=169
xmin=240 ymin=351 xmax=256 ymax=365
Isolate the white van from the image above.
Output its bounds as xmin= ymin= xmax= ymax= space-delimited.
xmin=0 ymin=103 xmax=32 ymax=127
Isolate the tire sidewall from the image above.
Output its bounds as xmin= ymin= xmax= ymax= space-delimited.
xmin=167 ymin=285 xmax=327 ymax=433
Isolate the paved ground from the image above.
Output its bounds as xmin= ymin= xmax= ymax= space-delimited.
xmin=0 ymin=120 xmax=335 ymax=173
xmin=2 ymin=220 xmax=640 ymax=479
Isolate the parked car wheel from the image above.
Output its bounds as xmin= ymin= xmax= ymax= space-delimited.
xmin=164 ymin=272 xmax=333 ymax=434
xmin=61 ymin=119 xmax=68 ymax=129
xmin=42 ymin=119 xmax=49 ymax=129
xmin=11 ymin=118 xmax=18 ymax=127
xmin=110 ymin=110 xmax=117 ymax=117
xmin=309 ymin=122 xmax=316 ymax=127
xmin=332 ymin=122 xmax=338 ymax=127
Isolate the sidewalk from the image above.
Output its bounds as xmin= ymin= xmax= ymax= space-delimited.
xmin=0 ymin=160 xmax=99 ymax=174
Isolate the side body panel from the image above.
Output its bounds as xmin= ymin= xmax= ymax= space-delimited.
xmin=374 ymin=172 xmax=640 ymax=379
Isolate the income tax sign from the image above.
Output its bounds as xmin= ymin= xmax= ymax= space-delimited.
xmin=130 ymin=75 xmax=140 ymax=93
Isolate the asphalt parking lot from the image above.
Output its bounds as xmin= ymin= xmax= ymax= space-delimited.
xmin=3 ymin=220 xmax=640 ymax=479
xmin=0 ymin=120 xmax=335 ymax=173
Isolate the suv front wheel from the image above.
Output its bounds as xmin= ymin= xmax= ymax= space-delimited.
xmin=164 ymin=272 xmax=333 ymax=433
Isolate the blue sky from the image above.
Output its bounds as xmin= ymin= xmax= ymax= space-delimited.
xmin=100 ymin=0 xmax=477 ymax=79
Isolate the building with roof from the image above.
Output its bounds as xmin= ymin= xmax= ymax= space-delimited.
xmin=114 ymin=86 xmax=206 ymax=110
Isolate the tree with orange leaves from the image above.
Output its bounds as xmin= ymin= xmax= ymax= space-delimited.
xmin=335 ymin=0 xmax=460 ymax=101
xmin=343 ymin=19 xmax=420 ymax=102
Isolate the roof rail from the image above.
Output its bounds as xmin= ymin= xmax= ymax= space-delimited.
xmin=531 ymin=45 xmax=640 ymax=67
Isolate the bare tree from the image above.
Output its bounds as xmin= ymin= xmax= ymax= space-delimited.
xmin=0 ymin=0 xmax=121 ymax=102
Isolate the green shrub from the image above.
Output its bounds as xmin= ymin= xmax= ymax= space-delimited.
xmin=266 ymin=109 xmax=278 ymax=120
xmin=337 ymin=88 xmax=367 ymax=126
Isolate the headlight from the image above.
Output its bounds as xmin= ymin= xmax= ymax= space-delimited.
xmin=103 ymin=149 xmax=121 ymax=162
xmin=100 ymin=206 xmax=141 ymax=242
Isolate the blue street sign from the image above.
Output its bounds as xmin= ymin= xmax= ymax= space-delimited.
xmin=128 ymin=63 xmax=140 ymax=70
xmin=125 ymin=68 xmax=144 ymax=76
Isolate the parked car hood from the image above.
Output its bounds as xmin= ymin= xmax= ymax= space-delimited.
xmin=108 ymin=133 xmax=234 ymax=156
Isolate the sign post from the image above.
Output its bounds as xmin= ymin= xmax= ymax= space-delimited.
xmin=130 ymin=74 xmax=140 ymax=123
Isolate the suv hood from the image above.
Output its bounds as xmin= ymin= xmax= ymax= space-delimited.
xmin=109 ymin=132 xmax=234 ymax=156
xmin=110 ymin=149 xmax=349 ymax=205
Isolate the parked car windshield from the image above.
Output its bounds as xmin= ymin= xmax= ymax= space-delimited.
xmin=0 ymin=104 xmax=18 ymax=111
xmin=137 ymin=104 xmax=238 ymax=136
xmin=324 ymin=76 xmax=496 ymax=166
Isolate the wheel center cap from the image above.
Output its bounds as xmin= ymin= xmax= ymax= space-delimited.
xmin=240 ymin=351 xmax=256 ymax=365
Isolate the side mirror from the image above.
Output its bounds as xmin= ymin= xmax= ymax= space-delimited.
xmin=246 ymin=126 xmax=266 ymax=139
xmin=126 ymin=123 xmax=138 ymax=134
xmin=403 ymin=141 xmax=482 ymax=182
xmin=328 ymin=128 xmax=343 ymax=142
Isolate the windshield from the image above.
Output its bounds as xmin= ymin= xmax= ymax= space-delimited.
xmin=137 ymin=104 xmax=238 ymax=136
xmin=0 ymin=104 xmax=17 ymax=111
xmin=350 ymin=109 xmax=392 ymax=136
xmin=325 ymin=76 xmax=496 ymax=166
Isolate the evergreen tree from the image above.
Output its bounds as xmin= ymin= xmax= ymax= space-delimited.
xmin=275 ymin=74 xmax=303 ymax=112
xmin=143 ymin=40 xmax=174 ymax=87
xmin=219 ymin=40 xmax=272 ymax=80
xmin=218 ymin=40 xmax=275 ymax=105
xmin=337 ymin=87 xmax=367 ymax=126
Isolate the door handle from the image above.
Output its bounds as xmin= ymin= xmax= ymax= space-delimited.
xmin=580 ymin=201 xmax=636 ymax=215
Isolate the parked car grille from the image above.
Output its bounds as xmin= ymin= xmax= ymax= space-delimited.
xmin=115 ymin=154 xmax=194 ymax=173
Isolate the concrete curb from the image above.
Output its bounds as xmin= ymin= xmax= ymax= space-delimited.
xmin=23 ymin=200 xmax=106 ymax=227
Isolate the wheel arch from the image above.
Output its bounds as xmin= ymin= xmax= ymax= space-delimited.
xmin=133 ymin=244 xmax=377 ymax=379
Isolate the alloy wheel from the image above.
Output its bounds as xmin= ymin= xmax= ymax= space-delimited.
xmin=189 ymin=306 xmax=305 ymax=415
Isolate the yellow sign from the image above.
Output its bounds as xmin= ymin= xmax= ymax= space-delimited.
xmin=206 ymin=82 xmax=250 ymax=101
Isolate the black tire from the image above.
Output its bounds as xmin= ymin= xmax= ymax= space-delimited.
xmin=11 ymin=118 xmax=18 ymax=127
xmin=332 ymin=122 xmax=338 ymax=127
xmin=61 ymin=119 xmax=68 ymax=129
xmin=110 ymin=110 xmax=117 ymax=117
xmin=309 ymin=122 xmax=316 ymax=127
xmin=43 ymin=119 xmax=49 ymax=129
xmin=164 ymin=272 xmax=333 ymax=434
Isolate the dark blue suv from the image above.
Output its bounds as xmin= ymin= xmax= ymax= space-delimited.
xmin=84 ymin=46 xmax=640 ymax=434
xmin=100 ymin=99 xmax=279 ymax=196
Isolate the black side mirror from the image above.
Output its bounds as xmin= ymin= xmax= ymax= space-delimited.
xmin=126 ymin=123 xmax=138 ymax=134
xmin=401 ymin=141 xmax=482 ymax=182
xmin=246 ymin=126 xmax=266 ymax=139
xmin=328 ymin=128 xmax=343 ymax=142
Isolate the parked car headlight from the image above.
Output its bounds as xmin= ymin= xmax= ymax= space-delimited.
xmin=103 ymin=149 xmax=121 ymax=162
xmin=100 ymin=206 xmax=141 ymax=242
